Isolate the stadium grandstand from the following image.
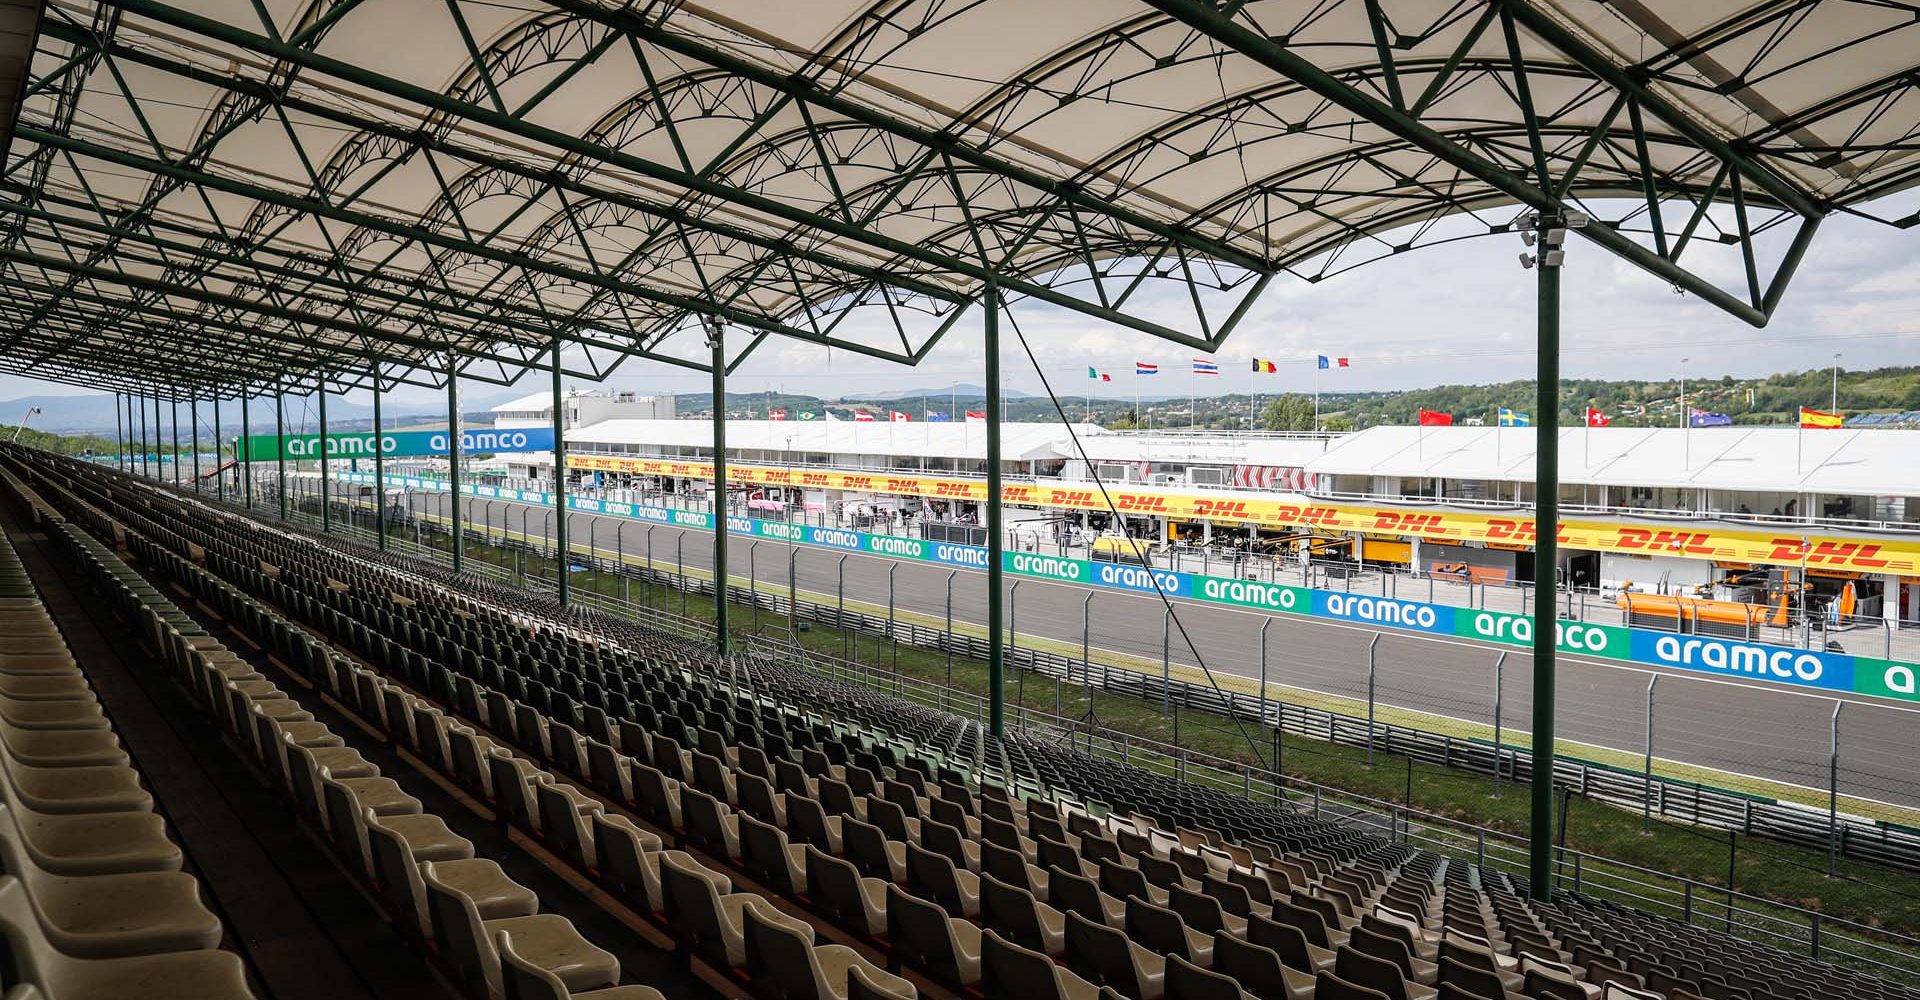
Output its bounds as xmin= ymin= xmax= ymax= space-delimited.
xmin=1 ymin=1 xmax=1920 ymax=1000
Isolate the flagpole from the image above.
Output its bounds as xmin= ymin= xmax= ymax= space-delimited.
xmin=1314 ymin=363 xmax=1322 ymax=430
xmin=1249 ymin=364 xmax=1256 ymax=430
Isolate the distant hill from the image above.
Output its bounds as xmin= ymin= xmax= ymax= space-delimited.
xmin=854 ymin=383 xmax=1032 ymax=401
xmin=1321 ymin=365 xmax=1920 ymax=428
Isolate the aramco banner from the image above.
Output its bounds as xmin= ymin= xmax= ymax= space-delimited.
xmin=241 ymin=428 xmax=555 ymax=461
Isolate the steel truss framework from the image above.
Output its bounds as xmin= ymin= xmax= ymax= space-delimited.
xmin=0 ymin=0 xmax=1916 ymax=402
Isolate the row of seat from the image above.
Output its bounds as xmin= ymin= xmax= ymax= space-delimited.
xmin=0 ymin=473 xmax=253 ymax=1000
xmin=12 ymin=446 xmax=1920 ymax=1000
xmin=26 ymin=498 xmax=673 ymax=1000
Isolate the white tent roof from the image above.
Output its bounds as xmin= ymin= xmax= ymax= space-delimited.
xmin=1308 ymin=426 xmax=1920 ymax=495
xmin=570 ymin=419 xmax=1097 ymax=463
xmin=7 ymin=1 xmax=1916 ymax=397
xmin=1073 ymin=433 xmax=1329 ymax=467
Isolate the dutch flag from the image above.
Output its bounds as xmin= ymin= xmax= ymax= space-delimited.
xmin=1192 ymin=358 xmax=1220 ymax=376
xmin=1136 ymin=362 xmax=1159 ymax=376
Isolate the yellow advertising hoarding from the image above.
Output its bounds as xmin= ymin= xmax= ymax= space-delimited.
xmin=570 ymin=455 xmax=1920 ymax=574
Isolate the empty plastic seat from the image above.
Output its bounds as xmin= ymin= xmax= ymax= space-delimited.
xmin=424 ymin=862 xmax=620 ymax=998
xmin=981 ymin=928 xmax=1099 ymax=1000
xmin=497 ymin=930 xmax=665 ymax=1000
xmin=0 ymin=876 xmax=253 ymax=1000
xmin=741 ymin=897 xmax=916 ymax=1000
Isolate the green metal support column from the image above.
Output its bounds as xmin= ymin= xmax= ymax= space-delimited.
xmin=985 ymin=288 xmax=1006 ymax=737
xmin=214 ymin=396 xmax=223 ymax=500
xmin=190 ymin=396 xmax=201 ymax=491
xmin=552 ymin=338 xmax=569 ymax=607
xmin=275 ymin=392 xmax=287 ymax=520
xmin=138 ymin=395 xmax=148 ymax=478
xmin=1530 ymin=213 xmax=1563 ymax=902
xmin=169 ymin=396 xmax=178 ymax=484
xmin=372 ymin=367 xmax=386 ymax=550
xmin=242 ymin=393 xmax=252 ymax=510
xmin=447 ymin=358 xmax=463 ymax=573
xmin=707 ymin=320 xmax=729 ymax=654
xmin=112 ymin=393 xmax=123 ymax=471
xmin=318 ymin=379 xmax=331 ymax=532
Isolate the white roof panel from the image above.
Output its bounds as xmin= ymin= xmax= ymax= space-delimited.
xmin=1308 ymin=426 xmax=1920 ymax=495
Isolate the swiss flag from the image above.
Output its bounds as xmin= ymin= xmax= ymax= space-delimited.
xmin=1585 ymin=407 xmax=1611 ymax=427
xmin=853 ymin=411 xmax=875 ymax=422
xmin=1418 ymin=409 xmax=1453 ymax=427
xmin=890 ymin=411 xmax=911 ymax=422
xmin=965 ymin=411 xmax=986 ymax=422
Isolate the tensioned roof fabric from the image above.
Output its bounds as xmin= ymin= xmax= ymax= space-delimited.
xmin=1 ymin=0 xmax=1917 ymax=397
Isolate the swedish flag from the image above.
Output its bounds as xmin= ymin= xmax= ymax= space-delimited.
xmin=1498 ymin=408 xmax=1531 ymax=427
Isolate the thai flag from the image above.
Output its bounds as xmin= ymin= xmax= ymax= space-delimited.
xmin=1192 ymin=358 xmax=1220 ymax=376
xmin=1136 ymin=362 xmax=1159 ymax=376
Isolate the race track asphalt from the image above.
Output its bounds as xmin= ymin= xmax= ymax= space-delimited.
xmin=405 ymin=492 xmax=1917 ymax=808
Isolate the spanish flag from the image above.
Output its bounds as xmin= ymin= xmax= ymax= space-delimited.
xmin=1251 ymin=358 xmax=1278 ymax=373
xmin=1799 ymin=407 xmax=1843 ymax=429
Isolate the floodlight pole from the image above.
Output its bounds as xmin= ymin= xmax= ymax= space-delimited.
xmin=318 ymin=377 xmax=330 ymax=533
xmin=1530 ymin=210 xmax=1563 ymax=903
xmin=373 ymin=366 xmax=386 ymax=550
xmin=707 ymin=318 xmax=729 ymax=654
xmin=986 ymin=286 xmax=1007 ymax=738
xmin=447 ymin=356 xmax=463 ymax=573
xmin=553 ymin=338 xmax=569 ymax=607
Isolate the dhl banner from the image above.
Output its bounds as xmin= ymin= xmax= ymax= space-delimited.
xmin=565 ymin=455 xmax=1920 ymax=574
xmin=338 ymin=469 xmax=1920 ymax=704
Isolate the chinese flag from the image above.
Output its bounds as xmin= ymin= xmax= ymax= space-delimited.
xmin=1418 ymin=409 xmax=1453 ymax=427
xmin=1585 ymin=407 xmax=1611 ymax=427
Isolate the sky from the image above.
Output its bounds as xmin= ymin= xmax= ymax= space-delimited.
xmin=3 ymin=191 xmax=1917 ymax=418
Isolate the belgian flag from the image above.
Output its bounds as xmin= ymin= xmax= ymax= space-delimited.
xmin=1250 ymin=358 xmax=1278 ymax=373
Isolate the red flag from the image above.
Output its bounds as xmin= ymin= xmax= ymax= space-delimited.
xmin=1584 ymin=407 xmax=1610 ymax=427
xmin=853 ymin=411 xmax=875 ymax=422
xmin=1337 ymin=357 xmax=1350 ymax=368
xmin=965 ymin=410 xmax=986 ymax=422
xmin=889 ymin=410 xmax=911 ymax=422
xmin=1418 ymin=409 xmax=1453 ymax=427
xmin=770 ymin=409 xmax=786 ymax=421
